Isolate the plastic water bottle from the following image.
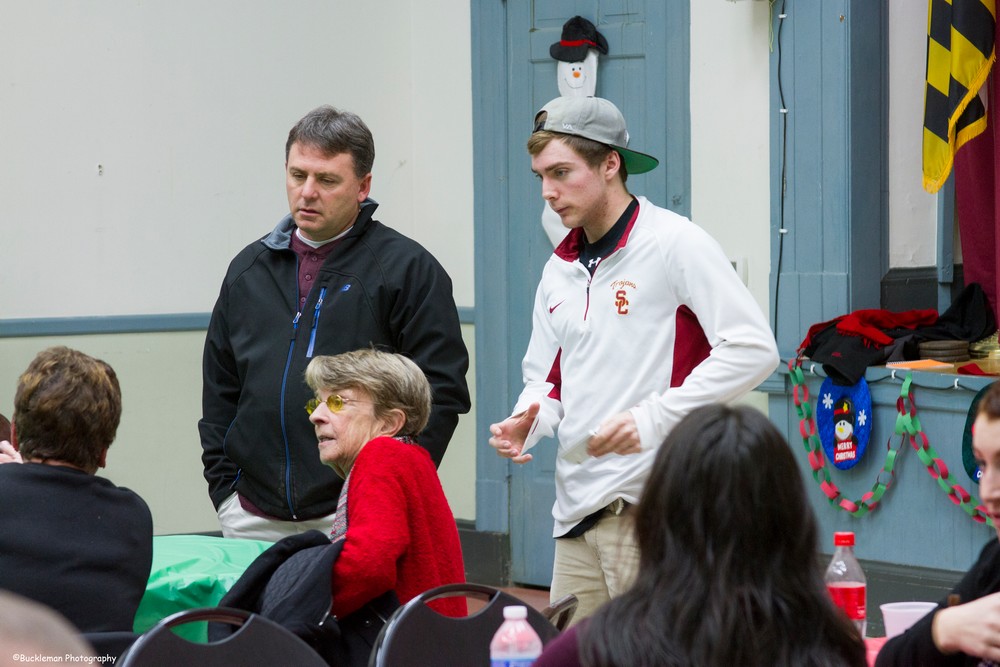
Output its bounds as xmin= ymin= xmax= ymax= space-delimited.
xmin=824 ymin=531 xmax=867 ymax=637
xmin=489 ymin=605 xmax=543 ymax=666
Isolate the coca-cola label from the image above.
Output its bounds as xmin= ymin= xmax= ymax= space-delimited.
xmin=827 ymin=582 xmax=866 ymax=620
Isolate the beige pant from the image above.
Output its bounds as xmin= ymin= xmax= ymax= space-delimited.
xmin=216 ymin=492 xmax=338 ymax=542
xmin=549 ymin=499 xmax=640 ymax=626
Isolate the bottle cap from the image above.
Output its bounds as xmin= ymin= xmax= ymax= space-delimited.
xmin=503 ymin=605 xmax=528 ymax=619
xmin=833 ymin=531 xmax=855 ymax=547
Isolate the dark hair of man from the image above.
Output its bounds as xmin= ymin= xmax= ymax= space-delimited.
xmin=578 ymin=404 xmax=866 ymax=667
xmin=526 ymin=131 xmax=629 ymax=183
xmin=285 ymin=105 xmax=375 ymax=178
xmin=13 ymin=346 xmax=122 ymax=473
xmin=978 ymin=381 xmax=1000 ymax=421
xmin=0 ymin=413 xmax=10 ymax=442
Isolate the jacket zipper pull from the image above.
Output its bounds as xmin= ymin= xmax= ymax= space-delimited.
xmin=291 ymin=311 xmax=302 ymax=339
xmin=306 ymin=287 xmax=327 ymax=358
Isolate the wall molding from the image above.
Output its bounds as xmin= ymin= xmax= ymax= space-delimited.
xmin=457 ymin=519 xmax=510 ymax=586
xmin=881 ymin=265 xmax=965 ymax=312
xmin=860 ymin=556 xmax=962 ymax=637
xmin=0 ymin=313 xmax=211 ymax=337
xmin=0 ymin=307 xmax=476 ymax=338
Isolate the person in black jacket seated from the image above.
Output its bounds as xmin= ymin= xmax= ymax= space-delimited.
xmin=0 ymin=346 xmax=153 ymax=633
xmin=877 ymin=380 xmax=1000 ymax=666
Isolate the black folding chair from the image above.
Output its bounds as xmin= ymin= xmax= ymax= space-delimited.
xmin=368 ymin=582 xmax=560 ymax=667
xmin=82 ymin=631 xmax=140 ymax=662
xmin=118 ymin=607 xmax=326 ymax=666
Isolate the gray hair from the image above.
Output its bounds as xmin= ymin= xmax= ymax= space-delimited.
xmin=305 ymin=349 xmax=431 ymax=439
xmin=285 ymin=105 xmax=375 ymax=178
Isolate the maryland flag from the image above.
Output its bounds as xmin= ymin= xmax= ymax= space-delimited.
xmin=923 ymin=0 xmax=996 ymax=193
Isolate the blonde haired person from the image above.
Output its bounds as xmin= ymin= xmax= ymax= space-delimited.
xmin=0 ymin=591 xmax=96 ymax=666
xmin=305 ymin=349 xmax=466 ymax=619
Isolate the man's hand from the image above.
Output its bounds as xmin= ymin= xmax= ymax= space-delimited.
xmin=587 ymin=411 xmax=642 ymax=457
xmin=932 ymin=592 xmax=1000 ymax=660
xmin=488 ymin=403 xmax=540 ymax=464
xmin=0 ymin=440 xmax=23 ymax=464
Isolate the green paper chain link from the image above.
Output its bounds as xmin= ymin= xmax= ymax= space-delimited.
xmin=788 ymin=359 xmax=901 ymax=517
xmin=891 ymin=372 xmax=992 ymax=526
xmin=788 ymin=358 xmax=992 ymax=527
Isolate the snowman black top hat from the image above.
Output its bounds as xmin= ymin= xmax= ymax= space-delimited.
xmin=550 ymin=16 xmax=609 ymax=62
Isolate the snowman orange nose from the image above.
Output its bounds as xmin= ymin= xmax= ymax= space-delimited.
xmin=573 ymin=71 xmax=581 ymax=78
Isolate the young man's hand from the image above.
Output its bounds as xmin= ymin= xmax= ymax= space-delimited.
xmin=488 ymin=403 xmax=540 ymax=464
xmin=587 ymin=412 xmax=642 ymax=457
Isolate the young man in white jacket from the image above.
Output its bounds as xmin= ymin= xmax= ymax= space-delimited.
xmin=489 ymin=96 xmax=780 ymax=624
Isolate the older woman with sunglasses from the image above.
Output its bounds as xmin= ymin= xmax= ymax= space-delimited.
xmin=305 ymin=348 xmax=466 ymax=619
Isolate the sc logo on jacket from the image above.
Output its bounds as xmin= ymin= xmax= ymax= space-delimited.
xmin=611 ymin=280 xmax=635 ymax=315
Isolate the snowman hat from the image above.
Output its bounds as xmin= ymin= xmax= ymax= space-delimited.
xmin=550 ymin=16 xmax=609 ymax=62
xmin=533 ymin=96 xmax=659 ymax=175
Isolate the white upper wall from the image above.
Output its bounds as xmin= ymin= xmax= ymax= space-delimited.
xmin=0 ymin=1 xmax=941 ymax=532
xmin=694 ymin=0 xmax=941 ymax=288
xmin=0 ymin=0 xmax=935 ymax=320
xmin=889 ymin=0 xmax=944 ymax=268
xmin=0 ymin=0 xmax=475 ymax=318
xmin=691 ymin=1 xmax=772 ymax=310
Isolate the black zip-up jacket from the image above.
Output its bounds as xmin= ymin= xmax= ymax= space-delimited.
xmin=875 ymin=538 xmax=1000 ymax=667
xmin=199 ymin=199 xmax=471 ymax=520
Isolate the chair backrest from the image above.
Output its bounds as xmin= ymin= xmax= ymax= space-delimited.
xmin=82 ymin=631 xmax=140 ymax=662
xmin=118 ymin=607 xmax=327 ymax=667
xmin=542 ymin=593 xmax=579 ymax=632
xmin=368 ymin=583 xmax=560 ymax=667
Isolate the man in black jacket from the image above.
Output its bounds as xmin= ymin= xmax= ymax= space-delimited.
xmin=200 ymin=105 xmax=470 ymax=540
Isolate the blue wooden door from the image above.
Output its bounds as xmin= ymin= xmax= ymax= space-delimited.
xmin=499 ymin=1 xmax=689 ymax=586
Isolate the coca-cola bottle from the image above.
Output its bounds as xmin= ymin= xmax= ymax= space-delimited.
xmin=825 ymin=531 xmax=867 ymax=637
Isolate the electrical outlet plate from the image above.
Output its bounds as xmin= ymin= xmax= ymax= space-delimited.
xmin=730 ymin=257 xmax=749 ymax=286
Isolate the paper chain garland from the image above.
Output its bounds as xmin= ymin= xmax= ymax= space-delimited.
xmin=788 ymin=358 xmax=992 ymax=526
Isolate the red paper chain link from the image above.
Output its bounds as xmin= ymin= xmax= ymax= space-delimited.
xmin=788 ymin=357 xmax=993 ymax=527
xmin=893 ymin=378 xmax=992 ymax=525
xmin=788 ymin=359 xmax=900 ymax=517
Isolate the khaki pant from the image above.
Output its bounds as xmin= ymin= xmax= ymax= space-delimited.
xmin=549 ymin=499 xmax=640 ymax=626
xmin=217 ymin=492 xmax=338 ymax=542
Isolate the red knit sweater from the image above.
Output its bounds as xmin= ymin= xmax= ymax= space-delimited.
xmin=331 ymin=437 xmax=467 ymax=618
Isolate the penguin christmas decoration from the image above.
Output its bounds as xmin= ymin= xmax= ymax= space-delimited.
xmin=816 ymin=377 xmax=873 ymax=470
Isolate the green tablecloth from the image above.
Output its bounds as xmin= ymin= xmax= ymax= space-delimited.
xmin=134 ymin=534 xmax=273 ymax=641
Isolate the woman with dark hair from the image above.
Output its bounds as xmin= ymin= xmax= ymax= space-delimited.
xmin=534 ymin=403 xmax=866 ymax=667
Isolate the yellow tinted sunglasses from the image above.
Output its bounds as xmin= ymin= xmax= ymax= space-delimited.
xmin=305 ymin=394 xmax=369 ymax=415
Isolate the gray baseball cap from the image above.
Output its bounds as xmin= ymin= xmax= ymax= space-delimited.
xmin=532 ymin=96 xmax=659 ymax=175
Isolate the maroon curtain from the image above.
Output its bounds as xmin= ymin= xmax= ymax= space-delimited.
xmin=955 ymin=18 xmax=1000 ymax=322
